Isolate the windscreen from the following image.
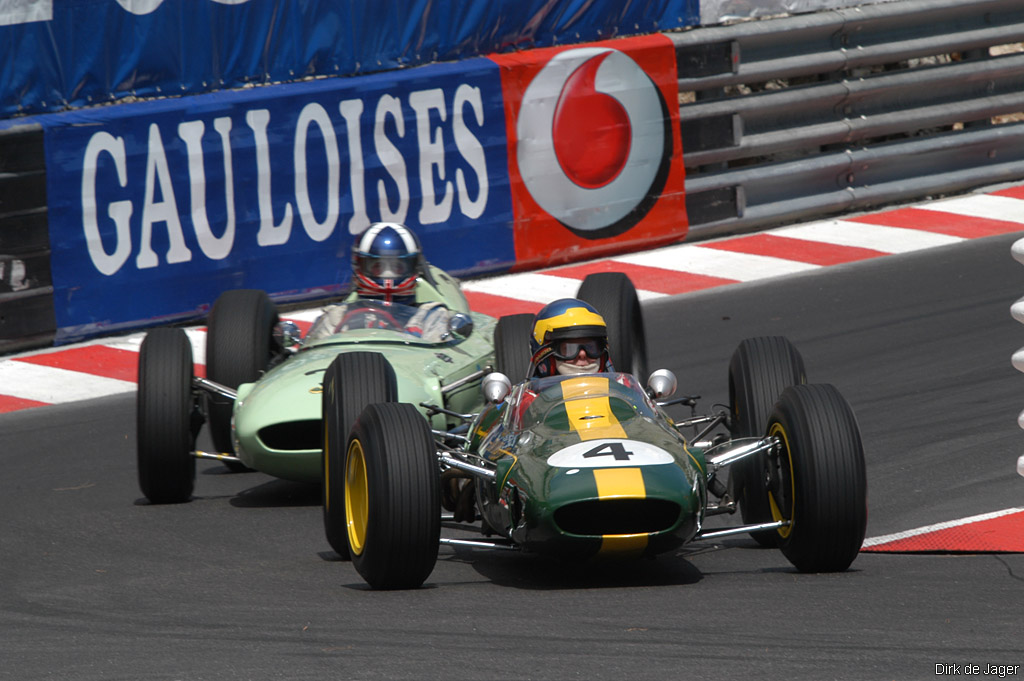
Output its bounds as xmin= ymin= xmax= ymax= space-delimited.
xmin=515 ymin=373 xmax=658 ymax=433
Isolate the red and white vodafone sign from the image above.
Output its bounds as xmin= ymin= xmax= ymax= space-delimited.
xmin=516 ymin=47 xmax=669 ymax=235
xmin=490 ymin=34 xmax=687 ymax=267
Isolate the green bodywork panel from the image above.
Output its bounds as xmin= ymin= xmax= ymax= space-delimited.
xmin=231 ymin=269 xmax=495 ymax=483
xmin=470 ymin=373 xmax=708 ymax=560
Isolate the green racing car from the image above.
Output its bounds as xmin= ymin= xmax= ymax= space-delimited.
xmin=135 ymin=265 xmax=492 ymax=500
xmin=321 ymin=275 xmax=868 ymax=590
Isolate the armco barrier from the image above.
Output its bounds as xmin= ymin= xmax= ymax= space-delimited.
xmin=700 ymin=0 xmax=905 ymax=24
xmin=675 ymin=0 xmax=1024 ymax=238
xmin=1013 ymin=238 xmax=1024 ymax=478
xmin=0 ymin=125 xmax=56 ymax=352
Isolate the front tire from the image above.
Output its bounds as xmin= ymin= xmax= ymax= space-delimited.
xmin=322 ymin=352 xmax=397 ymax=559
xmin=137 ymin=328 xmax=197 ymax=504
xmin=728 ymin=336 xmax=806 ymax=545
xmin=576 ymin=272 xmax=647 ymax=379
xmin=346 ymin=403 xmax=440 ymax=590
xmin=766 ymin=384 xmax=867 ymax=572
xmin=206 ymin=289 xmax=278 ymax=466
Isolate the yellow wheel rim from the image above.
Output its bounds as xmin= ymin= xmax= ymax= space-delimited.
xmin=767 ymin=422 xmax=795 ymax=539
xmin=345 ymin=439 xmax=369 ymax=555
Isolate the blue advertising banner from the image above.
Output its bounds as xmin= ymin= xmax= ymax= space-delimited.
xmin=0 ymin=0 xmax=700 ymax=120
xmin=40 ymin=58 xmax=514 ymax=342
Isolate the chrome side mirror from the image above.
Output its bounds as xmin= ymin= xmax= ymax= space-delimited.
xmin=273 ymin=320 xmax=303 ymax=349
xmin=482 ymin=372 xmax=512 ymax=404
xmin=448 ymin=312 xmax=474 ymax=339
xmin=647 ymin=369 xmax=677 ymax=399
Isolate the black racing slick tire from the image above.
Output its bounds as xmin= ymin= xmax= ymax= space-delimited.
xmin=137 ymin=328 xmax=197 ymax=504
xmin=205 ymin=289 xmax=279 ymax=466
xmin=322 ymin=352 xmax=397 ymax=559
xmin=576 ymin=272 xmax=647 ymax=379
xmin=765 ymin=384 xmax=867 ymax=572
xmin=345 ymin=402 xmax=440 ymax=590
xmin=728 ymin=336 xmax=807 ymax=546
xmin=494 ymin=313 xmax=535 ymax=382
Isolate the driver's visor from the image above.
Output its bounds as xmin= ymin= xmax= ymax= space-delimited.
xmin=357 ymin=253 xmax=416 ymax=279
xmin=551 ymin=338 xmax=606 ymax=360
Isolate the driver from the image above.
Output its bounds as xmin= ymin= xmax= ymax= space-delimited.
xmin=305 ymin=222 xmax=451 ymax=342
xmin=529 ymin=298 xmax=613 ymax=377
xmin=448 ymin=299 xmax=612 ymax=521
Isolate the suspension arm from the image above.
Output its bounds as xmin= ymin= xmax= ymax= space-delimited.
xmin=438 ymin=453 xmax=496 ymax=481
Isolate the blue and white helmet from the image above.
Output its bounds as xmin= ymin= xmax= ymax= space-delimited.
xmin=351 ymin=223 xmax=424 ymax=302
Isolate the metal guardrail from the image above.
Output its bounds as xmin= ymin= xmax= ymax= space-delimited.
xmin=1012 ymin=238 xmax=1024 ymax=478
xmin=671 ymin=0 xmax=1024 ymax=237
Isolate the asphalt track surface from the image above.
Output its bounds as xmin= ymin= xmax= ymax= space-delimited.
xmin=3 ymin=233 xmax=1023 ymax=681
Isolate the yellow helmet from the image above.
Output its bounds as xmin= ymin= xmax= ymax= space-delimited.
xmin=530 ymin=299 xmax=609 ymax=377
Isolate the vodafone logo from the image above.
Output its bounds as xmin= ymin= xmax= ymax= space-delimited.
xmin=516 ymin=47 xmax=672 ymax=239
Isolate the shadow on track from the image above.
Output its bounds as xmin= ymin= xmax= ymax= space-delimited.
xmin=438 ymin=547 xmax=704 ymax=590
xmin=229 ymin=479 xmax=320 ymax=508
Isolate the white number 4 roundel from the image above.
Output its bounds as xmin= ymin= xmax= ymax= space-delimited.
xmin=547 ymin=439 xmax=674 ymax=468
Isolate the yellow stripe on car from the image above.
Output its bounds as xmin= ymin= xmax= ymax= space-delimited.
xmin=593 ymin=467 xmax=645 ymax=498
xmin=600 ymin=533 xmax=649 ymax=554
xmin=683 ymin=444 xmax=704 ymax=473
xmin=593 ymin=467 xmax=649 ymax=555
xmin=560 ymin=376 xmax=627 ymax=440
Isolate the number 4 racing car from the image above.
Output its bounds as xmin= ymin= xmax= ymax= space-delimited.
xmin=325 ymin=277 xmax=868 ymax=590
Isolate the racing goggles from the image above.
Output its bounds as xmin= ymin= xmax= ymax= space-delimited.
xmin=551 ymin=338 xmax=606 ymax=360
xmin=358 ymin=253 xmax=416 ymax=279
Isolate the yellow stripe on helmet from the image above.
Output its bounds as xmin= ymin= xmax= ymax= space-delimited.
xmin=533 ymin=306 xmax=606 ymax=346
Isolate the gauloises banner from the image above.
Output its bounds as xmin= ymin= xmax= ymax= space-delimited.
xmin=39 ymin=59 xmax=514 ymax=341
xmin=489 ymin=34 xmax=688 ymax=268
xmin=31 ymin=34 xmax=685 ymax=342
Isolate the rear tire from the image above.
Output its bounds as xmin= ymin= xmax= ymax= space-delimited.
xmin=576 ymin=272 xmax=647 ymax=379
xmin=322 ymin=352 xmax=397 ymax=559
xmin=494 ymin=313 xmax=535 ymax=382
xmin=766 ymin=384 xmax=867 ymax=572
xmin=728 ymin=336 xmax=806 ymax=546
xmin=137 ymin=328 xmax=196 ymax=504
xmin=346 ymin=403 xmax=440 ymax=590
xmin=206 ymin=289 xmax=278 ymax=468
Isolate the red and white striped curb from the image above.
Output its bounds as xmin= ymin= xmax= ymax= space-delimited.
xmin=861 ymin=508 xmax=1024 ymax=553
xmin=2 ymin=185 xmax=1024 ymax=417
